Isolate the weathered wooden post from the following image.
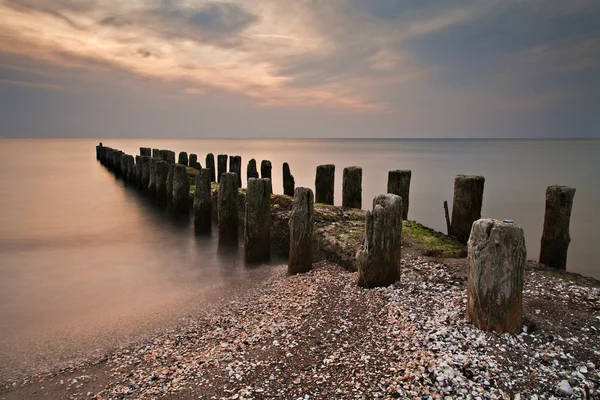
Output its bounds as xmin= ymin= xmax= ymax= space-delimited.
xmin=288 ymin=187 xmax=314 ymax=275
xmin=450 ymin=175 xmax=485 ymax=244
xmin=126 ymin=155 xmax=135 ymax=183
xmin=120 ymin=154 xmax=128 ymax=180
xmin=189 ymin=154 xmax=200 ymax=170
xmin=112 ymin=151 xmax=123 ymax=175
xmin=315 ymin=164 xmax=335 ymax=205
xmin=356 ymin=194 xmax=402 ymax=288
xmin=194 ymin=168 xmax=212 ymax=233
xmin=155 ymin=160 xmax=170 ymax=204
xmin=283 ymin=163 xmax=295 ymax=196
xmin=96 ymin=143 xmax=103 ymax=160
xmin=342 ymin=166 xmax=362 ymax=209
xmin=218 ymin=172 xmax=239 ymax=242
xmin=467 ymin=219 xmax=526 ymax=333
xmin=141 ymin=156 xmax=150 ymax=192
xmin=217 ymin=154 xmax=228 ymax=183
xmin=387 ymin=170 xmax=411 ymax=220
xmin=148 ymin=157 xmax=157 ymax=195
xmin=140 ymin=147 xmax=151 ymax=157
xmin=245 ymin=178 xmax=271 ymax=263
xmin=135 ymin=156 xmax=141 ymax=187
xmin=206 ymin=153 xmax=216 ymax=182
xmin=539 ymin=185 xmax=576 ymax=270
xmin=152 ymin=148 xmax=160 ymax=158
xmin=178 ymin=152 xmax=188 ymax=166
xmin=247 ymin=159 xmax=259 ymax=180
xmin=166 ymin=164 xmax=174 ymax=204
xmin=166 ymin=150 xmax=176 ymax=165
xmin=260 ymin=160 xmax=272 ymax=180
xmin=229 ymin=155 xmax=242 ymax=188
xmin=172 ymin=164 xmax=190 ymax=216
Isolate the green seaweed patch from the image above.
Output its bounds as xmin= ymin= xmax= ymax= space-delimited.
xmin=314 ymin=204 xmax=366 ymax=223
xmin=402 ymin=220 xmax=465 ymax=258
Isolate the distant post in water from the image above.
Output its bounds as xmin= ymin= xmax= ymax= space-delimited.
xmin=229 ymin=155 xmax=242 ymax=188
xmin=450 ymin=175 xmax=485 ymax=244
xmin=178 ymin=152 xmax=188 ymax=167
xmin=356 ymin=194 xmax=402 ymax=288
xmin=152 ymin=148 xmax=159 ymax=158
xmin=148 ymin=157 xmax=157 ymax=195
xmin=283 ymin=163 xmax=295 ymax=196
xmin=135 ymin=156 xmax=141 ymax=187
xmin=194 ymin=168 xmax=212 ymax=233
xmin=166 ymin=150 xmax=176 ymax=165
xmin=467 ymin=219 xmax=526 ymax=334
xmin=206 ymin=153 xmax=216 ymax=182
xmin=539 ymin=185 xmax=576 ymax=270
xmin=218 ymin=172 xmax=239 ymax=242
xmin=155 ymin=160 xmax=170 ymax=204
xmin=245 ymin=178 xmax=271 ymax=263
xmin=189 ymin=154 xmax=201 ymax=170
xmin=172 ymin=164 xmax=190 ymax=216
xmin=247 ymin=159 xmax=259 ymax=180
xmin=342 ymin=166 xmax=362 ymax=209
xmin=288 ymin=188 xmax=314 ymax=275
xmin=260 ymin=160 xmax=272 ymax=194
xmin=315 ymin=164 xmax=335 ymax=205
xmin=387 ymin=170 xmax=411 ymax=220
xmin=140 ymin=156 xmax=150 ymax=192
xmin=140 ymin=147 xmax=151 ymax=157
xmin=166 ymin=164 xmax=174 ymax=204
xmin=217 ymin=154 xmax=228 ymax=183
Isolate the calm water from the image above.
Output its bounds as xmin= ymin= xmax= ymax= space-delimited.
xmin=0 ymin=138 xmax=598 ymax=379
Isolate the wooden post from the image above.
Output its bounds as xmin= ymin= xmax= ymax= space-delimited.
xmin=206 ymin=153 xmax=216 ymax=182
xmin=172 ymin=164 xmax=190 ymax=216
xmin=450 ymin=175 xmax=485 ymax=244
xmin=288 ymin=188 xmax=314 ymax=275
xmin=217 ymin=154 xmax=228 ymax=183
xmin=283 ymin=162 xmax=295 ymax=196
xmin=467 ymin=219 xmax=526 ymax=333
xmin=443 ymin=201 xmax=451 ymax=235
xmin=218 ymin=172 xmax=239 ymax=242
xmin=539 ymin=185 xmax=576 ymax=270
xmin=194 ymin=169 xmax=213 ymax=233
xmin=342 ymin=166 xmax=362 ymax=209
xmin=229 ymin=155 xmax=242 ymax=188
xmin=245 ymin=178 xmax=271 ymax=263
xmin=178 ymin=152 xmax=188 ymax=166
xmin=315 ymin=164 xmax=335 ymax=205
xmin=387 ymin=170 xmax=411 ymax=220
xmin=247 ymin=159 xmax=259 ymax=180
xmin=356 ymin=194 xmax=402 ymax=288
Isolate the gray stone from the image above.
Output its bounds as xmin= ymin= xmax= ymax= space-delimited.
xmin=229 ymin=155 xmax=242 ymax=188
xmin=140 ymin=156 xmax=150 ymax=192
xmin=557 ymin=380 xmax=573 ymax=396
xmin=315 ymin=164 xmax=335 ymax=205
xmin=178 ymin=152 xmax=188 ymax=166
xmin=245 ymin=178 xmax=271 ymax=263
xmin=387 ymin=170 xmax=411 ymax=220
xmin=155 ymin=160 xmax=170 ymax=204
xmin=539 ymin=185 xmax=576 ymax=270
xmin=356 ymin=194 xmax=402 ymax=288
xmin=288 ymin=187 xmax=314 ymax=275
xmin=206 ymin=153 xmax=216 ymax=182
xmin=218 ymin=172 xmax=239 ymax=242
xmin=342 ymin=166 xmax=362 ymax=209
xmin=148 ymin=157 xmax=157 ymax=195
xmin=450 ymin=175 xmax=485 ymax=244
xmin=194 ymin=168 xmax=212 ymax=233
xmin=172 ymin=164 xmax=190 ymax=215
xmin=217 ymin=154 xmax=228 ymax=183
xmin=283 ymin=163 xmax=295 ymax=196
xmin=467 ymin=219 xmax=526 ymax=334
xmin=247 ymin=159 xmax=259 ymax=180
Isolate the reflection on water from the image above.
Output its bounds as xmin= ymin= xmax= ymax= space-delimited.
xmin=0 ymin=138 xmax=599 ymax=380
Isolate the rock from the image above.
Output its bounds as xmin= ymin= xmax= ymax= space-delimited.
xmin=288 ymin=188 xmax=314 ymax=275
xmin=342 ymin=166 xmax=362 ymax=209
xmin=229 ymin=155 xmax=242 ymax=188
xmin=356 ymin=194 xmax=402 ymax=287
xmin=283 ymin=163 xmax=295 ymax=197
xmin=206 ymin=153 xmax=216 ymax=182
xmin=178 ymin=152 xmax=188 ymax=166
xmin=218 ymin=172 xmax=239 ymax=242
xmin=557 ymin=380 xmax=572 ymax=396
xmin=148 ymin=157 xmax=157 ymax=195
xmin=387 ymin=170 xmax=411 ymax=220
xmin=194 ymin=169 xmax=212 ymax=233
xmin=247 ymin=159 xmax=259 ymax=180
xmin=140 ymin=156 xmax=150 ymax=193
xmin=315 ymin=164 xmax=335 ymax=205
xmin=155 ymin=160 xmax=170 ymax=204
xmin=450 ymin=175 xmax=485 ymax=244
xmin=539 ymin=185 xmax=576 ymax=270
xmin=244 ymin=178 xmax=271 ymax=263
xmin=466 ymin=219 xmax=526 ymax=334
xmin=217 ymin=154 xmax=228 ymax=183
xmin=172 ymin=164 xmax=190 ymax=216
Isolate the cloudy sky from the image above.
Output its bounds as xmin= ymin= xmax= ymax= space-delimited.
xmin=0 ymin=0 xmax=598 ymax=138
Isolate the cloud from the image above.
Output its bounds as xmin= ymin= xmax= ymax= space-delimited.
xmin=0 ymin=78 xmax=65 ymax=91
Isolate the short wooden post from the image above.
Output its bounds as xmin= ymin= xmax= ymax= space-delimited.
xmin=356 ymin=194 xmax=402 ymax=288
xmin=450 ymin=175 xmax=485 ymax=244
xmin=247 ymin=159 xmax=259 ymax=180
xmin=218 ymin=172 xmax=239 ymax=242
xmin=217 ymin=154 xmax=228 ymax=183
xmin=539 ymin=185 xmax=576 ymax=270
xmin=288 ymin=188 xmax=314 ymax=275
xmin=229 ymin=155 xmax=242 ymax=188
xmin=387 ymin=170 xmax=411 ymax=220
xmin=178 ymin=152 xmax=188 ymax=166
xmin=140 ymin=156 xmax=150 ymax=192
xmin=467 ymin=219 xmax=526 ymax=333
xmin=245 ymin=178 xmax=271 ymax=263
xmin=189 ymin=153 xmax=201 ymax=170
xmin=342 ymin=166 xmax=362 ymax=209
xmin=155 ymin=160 xmax=170 ymax=204
xmin=194 ymin=169 xmax=213 ymax=233
xmin=283 ymin=163 xmax=295 ymax=196
xmin=315 ymin=164 xmax=335 ymax=205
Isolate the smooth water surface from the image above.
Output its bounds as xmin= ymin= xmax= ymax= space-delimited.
xmin=0 ymin=138 xmax=598 ymax=379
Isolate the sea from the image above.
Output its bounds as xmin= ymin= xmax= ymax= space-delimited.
xmin=0 ymin=138 xmax=598 ymax=380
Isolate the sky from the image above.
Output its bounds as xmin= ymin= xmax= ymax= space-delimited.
xmin=0 ymin=0 xmax=599 ymax=139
